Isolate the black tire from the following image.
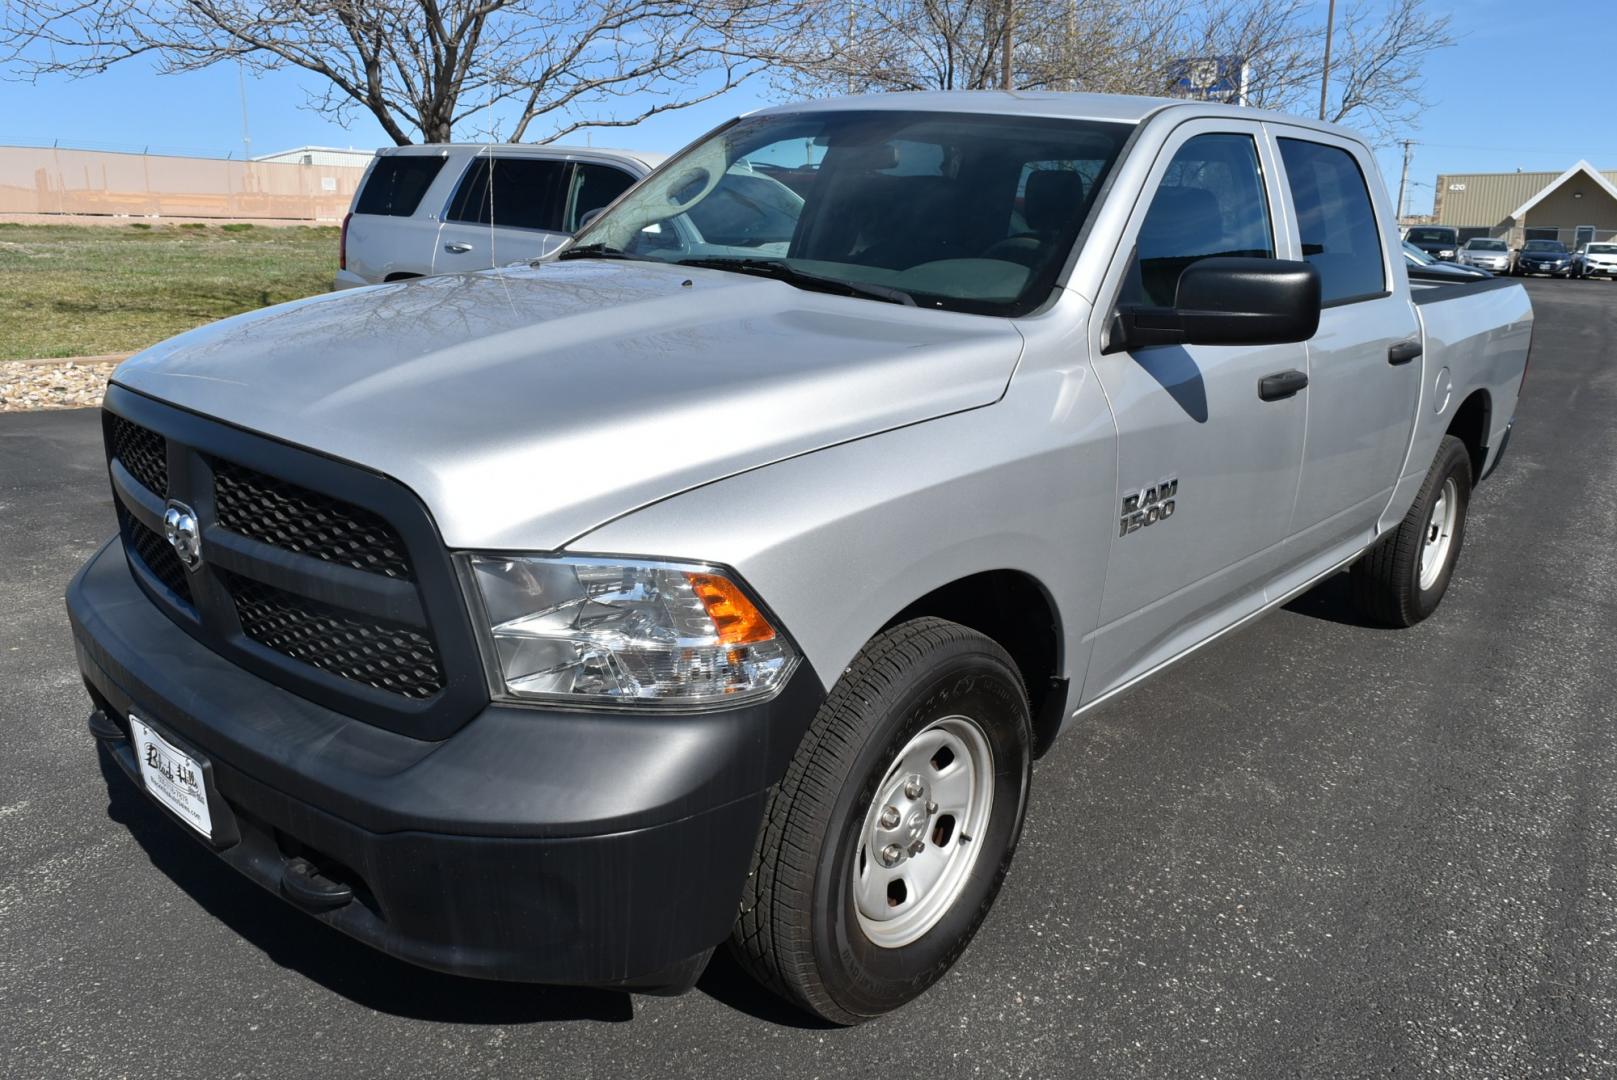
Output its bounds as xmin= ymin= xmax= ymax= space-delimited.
xmin=730 ymin=617 xmax=1033 ymax=1024
xmin=1351 ymin=434 xmax=1473 ymax=627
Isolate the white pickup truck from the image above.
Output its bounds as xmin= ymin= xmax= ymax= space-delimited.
xmin=70 ymin=91 xmax=1532 ymax=1024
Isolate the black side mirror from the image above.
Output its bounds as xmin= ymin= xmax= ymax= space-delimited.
xmin=1106 ymin=257 xmax=1321 ymax=353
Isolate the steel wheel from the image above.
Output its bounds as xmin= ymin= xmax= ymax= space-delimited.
xmin=1419 ymin=476 xmax=1459 ymax=590
xmin=853 ymin=714 xmax=994 ymax=949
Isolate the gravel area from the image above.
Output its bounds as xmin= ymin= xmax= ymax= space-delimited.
xmin=0 ymin=359 xmax=120 ymax=412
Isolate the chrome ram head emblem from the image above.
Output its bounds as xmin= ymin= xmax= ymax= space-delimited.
xmin=163 ymin=500 xmax=202 ymax=571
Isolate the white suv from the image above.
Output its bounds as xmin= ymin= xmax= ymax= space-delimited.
xmin=335 ymin=144 xmax=664 ymax=289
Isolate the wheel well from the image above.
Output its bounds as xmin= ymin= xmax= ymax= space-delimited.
xmin=885 ymin=570 xmax=1066 ymax=757
xmin=383 ymin=272 xmax=422 ymax=282
xmin=1446 ymin=389 xmax=1491 ymax=480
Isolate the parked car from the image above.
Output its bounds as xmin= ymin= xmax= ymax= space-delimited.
xmin=70 ymin=93 xmax=1533 ymax=1025
xmin=1514 ymin=238 xmax=1574 ymax=277
xmin=1574 ymin=241 xmax=1617 ymax=279
xmin=1404 ymin=240 xmax=1492 ymax=282
xmin=335 ymin=144 xmax=665 ymax=288
xmin=1457 ymin=237 xmax=1512 ymax=274
xmin=1404 ymin=224 xmax=1460 ymax=260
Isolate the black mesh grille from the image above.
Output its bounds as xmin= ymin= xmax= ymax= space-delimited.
xmin=225 ymin=575 xmax=444 ymax=700
xmin=212 ymin=459 xmax=414 ymax=581
xmin=122 ymin=508 xmax=193 ymax=606
xmin=109 ymin=414 xmax=168 ymax=495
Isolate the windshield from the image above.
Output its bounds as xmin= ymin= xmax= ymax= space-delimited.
xmin=1585 ymin=244 xmax=1616 ymax=255
xmin=1407 ymin=228 xmax=1456 ymax=243
xmin=1468 ymin=239 xmax=1507 ymax=251
xmin=566 ymin=110 xmax=1133 ymax=316
xmin=1403 ymin=241 xmax=1438 ymax=265
xmin=1524 ymin=240 xmax=1567 ymax=252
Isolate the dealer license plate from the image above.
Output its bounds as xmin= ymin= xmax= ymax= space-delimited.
xmin=129 ymin=715 xmax=213 ymax=839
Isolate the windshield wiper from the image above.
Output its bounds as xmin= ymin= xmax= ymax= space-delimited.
xmin=676 ymin=257 xmax=917 ymax=307
xmin=556 ymin=242 xmax=641 ymax=261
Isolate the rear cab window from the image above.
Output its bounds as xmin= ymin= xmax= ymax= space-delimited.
xmin=354 ymin=155 xmax=446 ymax=217
xmin=1277 ymin=138 xmax=1387 ymax=306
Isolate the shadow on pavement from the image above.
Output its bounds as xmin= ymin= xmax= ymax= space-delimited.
xmin=97 ymin=745 xmax=634 ymax=1025
xmin=1280 ymin=570 xmax=1389 ymax=629
xmin=694 ymin=948 xmax=837 ymax=1030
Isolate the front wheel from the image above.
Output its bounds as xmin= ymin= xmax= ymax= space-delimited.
xmin=1351 ymin=434 xmax=1473 ymax=627
xmin=730 ymin=618 xmax=1033 ymax=1024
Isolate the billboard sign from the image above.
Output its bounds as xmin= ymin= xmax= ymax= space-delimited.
xmin=1169 ymin=56 xmax=1250 ymax=105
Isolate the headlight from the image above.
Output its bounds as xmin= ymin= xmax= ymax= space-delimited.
xmin=464 ymin=554 xmax=798 ymax=708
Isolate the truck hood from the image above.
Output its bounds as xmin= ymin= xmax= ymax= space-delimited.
xmin=114 ymin=260 xmax=1024 ymax=549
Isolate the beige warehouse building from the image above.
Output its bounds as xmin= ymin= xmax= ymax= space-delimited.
xmin=1433 ymin=161 xmax=1617 ymax=250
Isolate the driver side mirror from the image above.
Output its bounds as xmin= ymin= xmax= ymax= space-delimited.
xmin=1106 ymin=257 xmax=1321 ymax=353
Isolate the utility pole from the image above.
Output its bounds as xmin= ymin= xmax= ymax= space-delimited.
xmin=1396 ymin=139 xmax=1416 ymax=222
xmin=1001 ymin=0 xmax=1014 ymax=90
xmin=1318 ymin=0 xmax=1336 ymax=120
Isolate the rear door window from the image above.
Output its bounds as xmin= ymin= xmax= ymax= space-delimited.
xmin=1279 ymin=138 xmax=1387 ymax=305
xmin=354 ymin=156 xmax=445 ymax=217
xmin=446 ymin=157 xmax=569 ymax=231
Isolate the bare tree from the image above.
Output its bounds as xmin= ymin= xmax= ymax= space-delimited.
xmin=772 ymin=0 xmax=1453 ymax=142
xmin=1 ymin=0 xmax=804 ymax=145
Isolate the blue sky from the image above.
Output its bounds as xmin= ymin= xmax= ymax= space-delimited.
xmin=2 ymin=0 xmax=1610 ymax=216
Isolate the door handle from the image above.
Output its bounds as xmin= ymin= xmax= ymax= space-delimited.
xmin=443 ymin=242 xmax=473 ymax=253
xmin=1258 ymin=369 xmax=1309 ymax=401
xmin=1388 ymin=340 xmax=1423 ymax=365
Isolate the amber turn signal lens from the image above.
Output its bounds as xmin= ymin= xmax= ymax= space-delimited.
xmin=687 ymin=573 xmax=776 ymax=646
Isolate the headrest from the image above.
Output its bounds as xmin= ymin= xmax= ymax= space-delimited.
xmin=1023 ymin=170 xmax=1086 ymax=233
xmin=1138 ymin=186 xmax=1224 ymax=257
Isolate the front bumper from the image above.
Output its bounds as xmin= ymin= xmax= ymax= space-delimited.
xmin=68 ymin=538 xmax=824 ymax=988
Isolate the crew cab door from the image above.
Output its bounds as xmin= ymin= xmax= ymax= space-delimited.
xmin=1081 ymin=121 xmax=1309 ymax=702
xmin=1269 ymin=131 xmax=1421 ymax=555
xmin=433 ymin=154 xmax=573 ymax=273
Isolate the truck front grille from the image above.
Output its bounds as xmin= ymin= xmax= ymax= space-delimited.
xmin=121 ymin=506 xmax=193 ymax=607
xmin=100 ymin=390 xmax=484 ymax=738
xmin=225 ymin=574 xmax=445 ymax=700
xmin=108 ymin=414 xmax=168 ymax=495
xmin=213 ymin=459 xmax=414 ymax=580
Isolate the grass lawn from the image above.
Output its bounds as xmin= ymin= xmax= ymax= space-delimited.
xmin=0 ymin=222 xmax=338 ymax=360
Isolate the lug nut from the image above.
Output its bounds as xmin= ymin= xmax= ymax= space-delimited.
xmin=880 ymin=844 xmax=903 ymax=867
xmin=879 ymin=805 xmax=900 ymax=829
xmin=903 ymin=778 xmax=925 ymax=799
xmin=909 ymin=840 xmax=926 ymax=856
xmin=925 ymin=800 xmax=938 ymax=815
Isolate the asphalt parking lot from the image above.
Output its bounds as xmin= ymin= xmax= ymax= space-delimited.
xmin=3 ymin=279 xmax=1614 ymax=1079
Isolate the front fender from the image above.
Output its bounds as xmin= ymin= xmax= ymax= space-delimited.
xmin=568 ymin=366 xmax=1118 ymax=714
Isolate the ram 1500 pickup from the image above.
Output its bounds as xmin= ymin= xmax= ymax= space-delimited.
xmin=67 ymin=92 xmax=1533 ymax=1024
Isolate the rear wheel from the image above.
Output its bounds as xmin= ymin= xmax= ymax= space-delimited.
xmin=730 ymin=618 xmax=1033 ymax=1024
xmin=1351 ymin=434 xmax=1473 ymax=627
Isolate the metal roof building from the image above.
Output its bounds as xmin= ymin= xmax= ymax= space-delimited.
xmin=252 ymin=146 xmax=377 ymax=168
xmin=1433 ymin=161 xmax=1617 ymax=249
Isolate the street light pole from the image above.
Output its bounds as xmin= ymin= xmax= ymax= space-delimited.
xmin=1318 ymin=0 xmax=1336 ymax=121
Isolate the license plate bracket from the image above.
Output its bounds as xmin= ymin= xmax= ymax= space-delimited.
xmin=127 ymin=713 xmax=237 ymax=846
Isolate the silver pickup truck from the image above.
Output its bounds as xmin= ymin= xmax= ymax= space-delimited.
xmin=67 ymin=92 xmax=1532 ymax=1024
